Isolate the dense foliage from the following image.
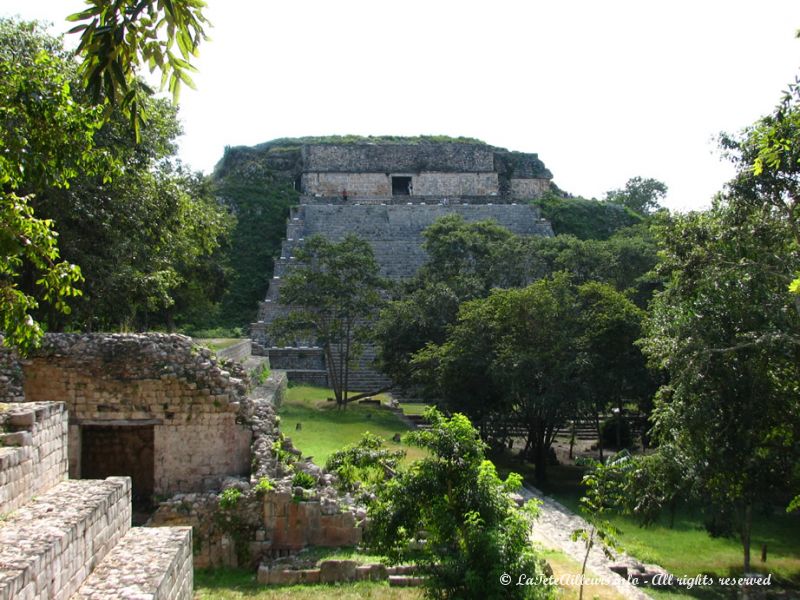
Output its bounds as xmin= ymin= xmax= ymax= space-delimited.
xmin=414 ymin=274 xmax=648 ymax=482
xmin=367 ymin=408 xmax=554 ymax=600
xmin=1 ymin=13 xmax=224 ymax=347
xmin=213 ymin=179 xmax=297 ymax=328
xmin=0 ymin=19 xmax=105 ymax=351
xmin=30 ymin=96 xmax=232 ymax=332
xmin=375 ymin=213 xmax=658 ymax=396
xmin=637 ymin=174 xmax=800 ymax=570
xmin=532 ymin=192 xmax=642 ymax=240
xmin=604 ymin=176 xmax=668 ymax=216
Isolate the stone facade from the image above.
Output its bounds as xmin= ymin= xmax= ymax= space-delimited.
xmin=16 ymin=333 xmax=252 ymax=495
xmin=302 ymin=143 xmax=497 ymax=173
xmin=299 ymin=143 xmax=550 ymax=200
xmin=302 ymin=172 xmax=500 ymax=198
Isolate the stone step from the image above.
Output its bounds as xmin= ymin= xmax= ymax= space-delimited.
xmin=388 ymin=575 xmax=425 ymax=587
xmin=71 ymin=526 xmax=193 ymax=600
xmin=0 ymin=477 xmax=131 ymax=600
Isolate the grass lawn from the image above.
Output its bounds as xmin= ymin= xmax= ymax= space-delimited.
xmin=517 ymin=462 xmax=800 ymax=597
xmin=194 ymin=568 xmax=422 ymax=599
xmin=396 ymin=402 xmax=430 ymax=416
xmin=278 ymin=385 xmax=427 ymax=466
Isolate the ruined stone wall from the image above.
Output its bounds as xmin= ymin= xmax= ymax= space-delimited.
xmin=303 ymin=173 xmax=391 ymax=196
xmin=0 ymin=343 xmax=24 ymax=403
xmin=19 ymin=333 xmax=252 ymax=494
xmin=0 ymin=402 xmax=68 ymax=515
xmin=303 ymin=143 xmax=496 ymax=173
xmin=510 ymin=177 xmax=552 ymax=199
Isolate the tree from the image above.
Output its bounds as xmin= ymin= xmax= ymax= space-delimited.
xmin=571 ymin=453 xmax=629 ymax=600
xmin=367 ymin=408 xmax=554 ymax=600
xmin=271 ymin=234 xmax=386 ymax=406
xmin=574 ymin=282 xmax=650 ymax=459
xmin=722 ymin=74 xmax=800 ymax=314
xmin=604 ymin=177 xmax=668 ymax=216
xmin=0 ymin=19 xmax=105 ymax=352
xmin=30 ymin=95 xmax=232 ymax=332
xmin=639 ymin=197 xmax=800 ymax=573
xmin=2 ymin=1 xmax=211 ymax=350
xmin=417 ymin=274 xmax=583 ymax=482
xmin=375 ymin=215 xmax=527 ymax=390
xmin=68 ymin=0 xmax=209 ymax=140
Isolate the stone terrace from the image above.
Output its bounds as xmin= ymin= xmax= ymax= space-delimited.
xmin=0 ymin=402 xmax=192 ymax=599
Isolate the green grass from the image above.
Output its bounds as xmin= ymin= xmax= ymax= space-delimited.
xmin=279 ymin=385 xmax=427 ymax=467
xmin=293 ymin=546 xmax=389 ymax=566
xmin=397 ymin=402 xmax=430 ymax=416
xmin=194 ymin=568 xmax=422 ymax=599
xmin=523 ymin=463 xmax=800 ymax=597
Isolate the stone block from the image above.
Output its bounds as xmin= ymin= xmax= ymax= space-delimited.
xmin=319 ymin=560 xmax=358 ymax=583
xmin=357 ymin=563 xmax=388 ymax=581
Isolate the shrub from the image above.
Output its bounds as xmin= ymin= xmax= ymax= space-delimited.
xmin=219 ymin=487 xmax=242 ymax=510
xmin=367 ymin=408 xmax=554 ymax=599
xmin=254 ymin=477 xmax=274 ymax=496
xmin=325 ymin=432 xmax=405 ymax=493
xmin=291 ymin=471 xmax=316 ymax=489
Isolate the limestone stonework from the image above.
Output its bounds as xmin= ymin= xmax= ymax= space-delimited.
xmin=0 ymin=401 xmax=193 ymax=599
xmin=0 ymin=402 xmax=68 ymax=514
xmin=17 ymin=333 xmax=252 ymax=494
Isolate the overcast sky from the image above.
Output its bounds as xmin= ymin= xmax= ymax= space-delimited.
xmin=4 ymin=1 xmax=800 ymax=211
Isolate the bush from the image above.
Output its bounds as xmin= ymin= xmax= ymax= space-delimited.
xmin=291 ymin=471 xmax=316 ymax=489
xmin=600 ymin=415 xmax=633 ymax=449
xmin=254 ymin=477 xmax=274 ymax=496
xmin=367 ymin=409 xmax=554 ymax=599
xmin=219 ymin=487 xmax=242 ymax=510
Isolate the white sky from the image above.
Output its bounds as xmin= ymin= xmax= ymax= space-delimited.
xmin=4 ymin=1 xmax=800 ymax=211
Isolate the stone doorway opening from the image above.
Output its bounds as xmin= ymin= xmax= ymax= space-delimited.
xmin=391 ymin=175 xmax=412 ymax=196
xmin=81 ymin=424 xmax=155 ymax=520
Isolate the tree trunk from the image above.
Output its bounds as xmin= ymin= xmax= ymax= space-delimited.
xmin=594 ymin=412 xmax=604 ymax=461
xmin=569 ymin=420 xmax=576 ymax=460
xmin=579 ymin=526 xmax=595 ymax=600
xmin=343 ymin=321 xmax=351 ymax=406
xmin=742 ymin=503 xmax=752 ymax=573
xmin=324 ymin=345 xmax=341 ymax=404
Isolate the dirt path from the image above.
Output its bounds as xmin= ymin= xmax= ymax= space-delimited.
xmin=521 ymin=484 xmax=656 ymax=600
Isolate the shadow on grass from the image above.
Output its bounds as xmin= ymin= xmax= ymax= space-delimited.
xmin=194 ymin=567 xmax=262 ymax=595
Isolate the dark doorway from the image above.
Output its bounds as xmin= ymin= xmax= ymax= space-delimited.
xmin=81 ymin=424 xmax=155 ymax=516
xmin=391 ymin=176 xmax=412 ymax=196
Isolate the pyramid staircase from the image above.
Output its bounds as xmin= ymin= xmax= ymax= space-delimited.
xmin=0 ymin=402 xmax=192 ymax=600
xmin=252 ymin=200 xmax=553 ymax=390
